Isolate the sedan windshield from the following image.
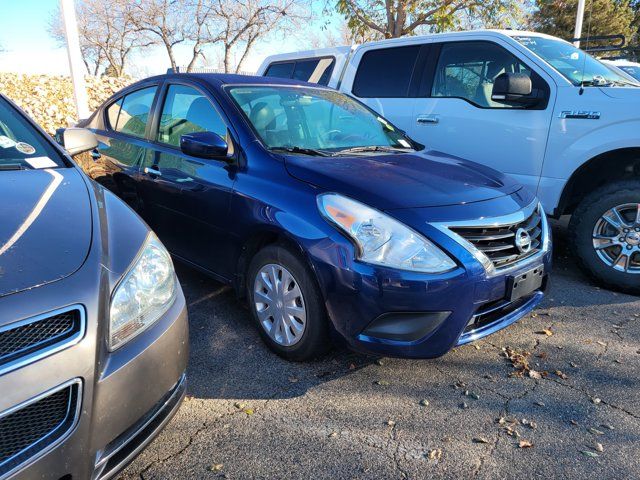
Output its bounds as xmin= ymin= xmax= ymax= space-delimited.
xmin=227 ymin=86 xmax=416 ymax=155
xmin=0 ymin=97 xmax=66 ymax=170
xmin=514 ymin=36 xmax=638 ymax=87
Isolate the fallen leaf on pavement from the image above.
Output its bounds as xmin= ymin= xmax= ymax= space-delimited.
xmin=594 ymin=443 xmax=604 ymax=452
xmin=519 ymin=440 xmax=533 ymax=448
xmin=428 ymin=449 xmax=442 ymax=460
xmin=536 ymin=329 xmax=553 ymax=336
xmin=419 ymin=399 xmax=430 ymax=407
xmin=473 ymin=437 xmax=490 ymax=444
xmin=209 ymin=464 xmax=223 ymax=472
xmin=243 ymin=408 xmax=254 ymax=415
xmin=555 ymin=370 xmax=568 ymax=379
xmin=581 ymin=450 xmax=599 ymax=458
xmin=591 ymin=397 xmax=602 ymax=405
xmin=375 ymin=380 xmax=390 ymax=386
xmin=528 ymin=369 xmax=542 ymax=379
xmin=588 ymin=427 xmax=605 ymax=435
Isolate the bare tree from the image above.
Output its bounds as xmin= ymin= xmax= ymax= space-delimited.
xmin=209 ymin=0 xmax=304 ymax=73
xmin=49 ymin=0 xmax=150 ymax=76
xmin=184 ymin=0 xmax=223 ymax=71
xmin=129 ymin=0 xmax=185 ymax=72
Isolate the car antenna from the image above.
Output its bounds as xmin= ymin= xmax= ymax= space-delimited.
xmin=579 ymin=0 xmax=595 ymax=95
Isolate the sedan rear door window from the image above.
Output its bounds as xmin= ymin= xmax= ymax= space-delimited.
xmin=113 ymin=86 xmax=157 ymax=138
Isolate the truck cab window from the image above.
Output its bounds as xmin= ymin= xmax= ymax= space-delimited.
xmin=432 ymin=42 xmax=532 ymax=108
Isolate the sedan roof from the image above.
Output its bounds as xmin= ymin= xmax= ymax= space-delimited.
xmin=143 ymin=72 xmax=325 ymax=89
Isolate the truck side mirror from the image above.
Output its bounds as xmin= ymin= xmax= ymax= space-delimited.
xmin=491 ymin=73 xmax=541 ymax=107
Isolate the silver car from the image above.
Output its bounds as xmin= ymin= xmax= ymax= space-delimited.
xmin=0 ymin=95 xmax=188 ymax=479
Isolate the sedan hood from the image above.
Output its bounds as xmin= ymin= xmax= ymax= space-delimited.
xmin=0 ymin=168 xmax=92 ymax=298
xmin=284 ymin=150 xmax=522 ymax=210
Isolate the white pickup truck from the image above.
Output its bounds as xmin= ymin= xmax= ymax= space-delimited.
xmin=257 ymin=30 xmax=640 ymax=293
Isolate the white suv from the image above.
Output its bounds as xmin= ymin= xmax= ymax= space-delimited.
xmin=257 ymin=30 xmax=640 ymax=293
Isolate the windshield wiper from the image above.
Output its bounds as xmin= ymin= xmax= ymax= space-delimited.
xmin=333 ymin=145 xmax=414 ymax=156
xmin=0 ymin=163 xmax=29 ymax=171
xmin=269 ymin=146 xmax=331 ymax=157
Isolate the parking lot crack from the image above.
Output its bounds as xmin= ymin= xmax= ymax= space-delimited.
xmin=138 ymin=420 xmax=209 ymax=480
xmin=544 ymin=376 xmax=639 ymax=421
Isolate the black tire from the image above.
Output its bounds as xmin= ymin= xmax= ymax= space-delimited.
xmin=247 ymin=244 xmax=330 ymax=361
xmin=569 ymin=180 xmax=640 ymax=295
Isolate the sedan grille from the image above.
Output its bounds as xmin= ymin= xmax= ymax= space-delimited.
xmin=450 ymin=206 xmax=543 ymax=269
xmin=0 ymin=381 xmax=81 ymax=476
xmin=0 ymin=307 xmax=83 ymax=372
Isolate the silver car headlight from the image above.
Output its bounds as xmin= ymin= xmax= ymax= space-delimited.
xmin=109 ymin=233 xmax=177 ymax=350
xmin=318 ymin=193 xmax=456 ymax=273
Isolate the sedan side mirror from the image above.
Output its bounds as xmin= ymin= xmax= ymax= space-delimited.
xmin=58 ymin=128 xmax=98 ymax=156
xmin=491 ymin=73 xmax=541 ymax=107
xmin=180 ymin=131 xmax=229 ymax=160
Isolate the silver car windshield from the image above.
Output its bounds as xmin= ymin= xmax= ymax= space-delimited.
xmin=0 ymin=97 xmax=66 ymax=170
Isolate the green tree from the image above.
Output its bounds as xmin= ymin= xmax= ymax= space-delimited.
xmin=530 ymin=0 xmax=634 ymax=46
xmin=336 ymin=0 xmax=523 ymax=39
xmin=631 ymin=0 xmax=640 ymax=45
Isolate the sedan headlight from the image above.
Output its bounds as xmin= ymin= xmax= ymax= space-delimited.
xmin=317 ymin=193 xmax=456 ymax=273
xmin=109 ymin=233 xmax=177 ymax=350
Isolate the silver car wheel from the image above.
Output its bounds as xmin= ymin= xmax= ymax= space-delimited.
xmin=592 ymin=203 xmax=640 ymax=274
xmin=253 ymin=263 xmax=307 ymax=346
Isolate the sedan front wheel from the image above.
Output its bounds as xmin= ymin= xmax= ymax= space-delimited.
xmin=247 ymin=244 xmax=330 ymax=361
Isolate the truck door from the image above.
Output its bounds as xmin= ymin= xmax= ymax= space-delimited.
xmin=409 ymin=40 xmax=556 ymax=194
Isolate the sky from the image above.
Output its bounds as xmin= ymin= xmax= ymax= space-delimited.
xmin=0 ymin=0 xmax=344 ymax=77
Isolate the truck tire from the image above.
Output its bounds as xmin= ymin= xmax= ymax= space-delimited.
xmin=569 ymin=180 xmax=640 ymax=295
xmin=247 ymin=244 xmax=330 ymax=361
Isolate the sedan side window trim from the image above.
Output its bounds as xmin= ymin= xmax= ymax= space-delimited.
xmin=148 ymin=80 xmax=239 ymax=162
xmin=101 ymin=83 xmax=160 ymax=140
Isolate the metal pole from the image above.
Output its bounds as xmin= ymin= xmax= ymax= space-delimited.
xmin=574 ymin=0 xmax=586 ymax=48
xmin=60 ymin=0 xmax=90 ymax=120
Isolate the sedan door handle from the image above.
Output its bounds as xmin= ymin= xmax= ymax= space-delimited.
xmin=416 ymin=114 xmax=439 ymax=125
xmin=144 ymin=166 xmax=162 ymax=177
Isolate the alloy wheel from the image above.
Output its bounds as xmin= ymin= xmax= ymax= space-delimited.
xmin=253 ymin=263 xmax=307 ymax=346
xmin=592 ymin=203 xmax=640 ymax=274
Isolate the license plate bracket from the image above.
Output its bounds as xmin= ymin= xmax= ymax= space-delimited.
xmin=507 ymin=265 xmax=544 ymax=302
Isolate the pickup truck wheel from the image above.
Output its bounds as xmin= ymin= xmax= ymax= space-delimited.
xmin=247 ymin=244 xmax=330 ymax=361
xmin=569 ymin=180 xmax=640 ymax=295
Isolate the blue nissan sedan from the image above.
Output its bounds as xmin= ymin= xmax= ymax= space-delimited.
xmin=71 ymin=74 xmax=552 ymax=361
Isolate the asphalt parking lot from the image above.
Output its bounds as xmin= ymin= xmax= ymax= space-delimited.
xmin=119 ymin=219 xmax=640 ymax=480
